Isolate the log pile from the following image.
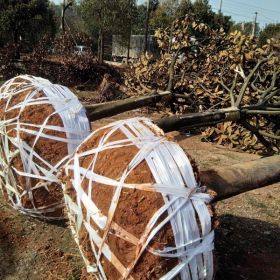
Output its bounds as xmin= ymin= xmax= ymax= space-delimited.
xmin=0 ymin=75 xmax=90 ymax=220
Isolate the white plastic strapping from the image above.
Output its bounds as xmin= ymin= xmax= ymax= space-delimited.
xmin=63 ymin=117 xmax=214 ymax=280
xmin=0 ymin=75 xmax=90 ymax=220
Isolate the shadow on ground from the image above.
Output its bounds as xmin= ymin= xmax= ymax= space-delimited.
xmin=0 ymin=214 xmax=17 ymax=278
xmin=215 ymin=214 xmax=280 ymax=280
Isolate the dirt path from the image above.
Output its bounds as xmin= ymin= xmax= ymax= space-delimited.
xmin=0 ymin=113 xmax=279 ymax=280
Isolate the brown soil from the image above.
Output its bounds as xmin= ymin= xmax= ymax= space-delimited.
xmin=63 ymin=120 xmax=210 ymax=280
xmin=0 ymin=77 xmax=67 ymax=219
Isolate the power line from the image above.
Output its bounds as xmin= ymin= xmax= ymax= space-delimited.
xmin=224 ymin=0 xmax=280 ymax=15
xmin=211 ymin=0 xmax=280 ymax=26
xmin=212 ymin=7 xmax=254 ymax=20
xmin=222 ymin=0 xmax=280 ymax=23
xmin=212 ymin=7 xmax=274 ymax=26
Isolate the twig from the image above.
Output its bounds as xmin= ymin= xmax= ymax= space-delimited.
xmin=255 ymin=69 xmax=280 ymax=102
xmin=259 ymin=130 xmax=280 ymax=140
xmin=235 ymin=53 xmax=274 ymax=107
xmin=242 ymin=109 xmax=280 ymax=115
xmin=219 ymin=72 xmax=238 ymax=106
xmin=258 ymin=89 xmax=280 ymax=106
xmin=239 ymin=119 xmax=274 ymax=152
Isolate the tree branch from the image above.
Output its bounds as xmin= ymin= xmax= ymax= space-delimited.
xmin=235 ymin=54 xmax=273 ymax=107
xmin=238 ymin=119 xmax=274 ymax=152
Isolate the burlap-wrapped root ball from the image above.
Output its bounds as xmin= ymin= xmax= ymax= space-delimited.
xmin=62 ymin=117 xmax=214 ymax=279
xmin=0 ymin=75 xmax=90 ymax=220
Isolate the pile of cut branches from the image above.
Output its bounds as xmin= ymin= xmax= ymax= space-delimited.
xmin=26 ymin=33 xmax=123 ymax=94
xmin=125 ymin=15 xmax=280 ymax=154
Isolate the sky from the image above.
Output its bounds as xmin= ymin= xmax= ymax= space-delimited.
xmin=52 ymin=0 xmax=280 ymax=28
xmin=208 ymin=0 xmax=280 ymax=28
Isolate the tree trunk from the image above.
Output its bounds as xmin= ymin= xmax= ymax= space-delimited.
xmin=61 ymin=1 xmax=72 ymax=33
xmin=61 ymin=0 xmax=65 ymax=33
xmin=98 ymin=29 xmax=104 ymax=62
xmin=100 ymin=30 xmax=104 ymax=62
xmin=84 ymin=94 xmax=240 ymax=129
xmin=126 ymin=33 xmax=131 ymax=64
xmin=156 ymin=110 xmax=229 ymax=132
xmin=201 ymin=155 xmax=280 ymax=201
xmin=85 ymin=92 xmax=169 ymax=121
xmin=13 ymin=28 xmax=20 ymax=59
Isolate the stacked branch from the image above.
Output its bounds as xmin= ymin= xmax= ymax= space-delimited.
xmin=123 ymin=15 xmax=280 ymax=154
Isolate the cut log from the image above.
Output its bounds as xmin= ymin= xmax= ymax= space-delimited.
xmin=201 ymin=155 xmax=280 ymax=202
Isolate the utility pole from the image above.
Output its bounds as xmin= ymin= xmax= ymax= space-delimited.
xmin=219 ymin=0 xmax=223 ymax=14
xmin=126 ymin=0 xmax=133 ymax=64
xmin=144 ymin=0 xmax=151 ymax=53
xmin=252 ymin=12 xmax=258 ymax=37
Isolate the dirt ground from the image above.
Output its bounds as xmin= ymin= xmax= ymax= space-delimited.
xmin=0 ymin=110 xmax=279 ymax=280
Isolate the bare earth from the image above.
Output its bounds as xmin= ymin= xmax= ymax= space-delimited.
xmin=0 ymin=110 xmax=279 ymax=280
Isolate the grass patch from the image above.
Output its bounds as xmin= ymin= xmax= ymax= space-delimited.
xmin=245 ymin=194 xmax=279 ymax=218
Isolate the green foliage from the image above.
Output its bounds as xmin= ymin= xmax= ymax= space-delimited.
xmin=63 ymin=2 xmax=89 ymax=36
xmin=259 ymin=23 xmax=280 ymax=46
xmin=0 ymin=0 xmax=56 ymax=50
xmin=150 ymin=0 xmax=232 ymax=32
xmin=80 ymin=0 xmax=130 ymax=34
xmin=150 ymin=0 xmax=178 ymax=29
xmin=80 ymin=0 xmax=139 ymax=60
xmin=131 ymin=4 xmax=147 ymax=34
